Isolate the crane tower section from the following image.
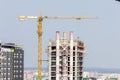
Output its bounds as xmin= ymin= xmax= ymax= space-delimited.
xmin=47 ymin=31 xmax=85 ymax=80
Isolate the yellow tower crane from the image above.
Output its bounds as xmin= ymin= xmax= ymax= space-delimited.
xmin=19 ymin=13 xmax=98 ymax=80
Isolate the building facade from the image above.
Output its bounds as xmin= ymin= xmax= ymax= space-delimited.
xmin=0 ymin=42 xmax=24 ymax=80
xmin=47 ymin=31 xmax=85 ymax=80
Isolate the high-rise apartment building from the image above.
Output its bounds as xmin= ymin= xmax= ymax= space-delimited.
xmin=47 ymin=31 xmax=85 ymax=80
xmin=0 ymin=41 xmax=24 ymax=80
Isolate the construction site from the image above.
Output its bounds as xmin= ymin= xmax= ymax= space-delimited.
xmin=0 ymin=8 xmax=99 ymax=80
xmin=18 ymin=14 xmax=97 ymax=80
xmin=1 ymin=0 xmax=120 ymax=80
xmin=47 ymin=31 xmax=85 ymax=80
xmin=0 ymin=12 xmax=97 ymax=80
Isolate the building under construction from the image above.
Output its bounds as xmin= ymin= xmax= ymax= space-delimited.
xmin=47 ymin=31 xmax=85 ymax=80
xmin=0 ymin=41 xmax=24 ymax=80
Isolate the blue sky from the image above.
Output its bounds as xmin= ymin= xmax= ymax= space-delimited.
xmin=0 ymin=0 xmax=120 ymax=68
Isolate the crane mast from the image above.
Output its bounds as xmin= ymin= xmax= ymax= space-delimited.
xmin=19 ymin=14 xmax=98 ymax=80
xmin=38 ymin=17 xmax=42 ymax=80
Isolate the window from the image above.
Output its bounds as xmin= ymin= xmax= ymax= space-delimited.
xmin=73 ymin=72 xmax=75 ymax=76
xmin=73 ymin=57 xmax=75 ymax=61
xmin=68 ymin=57 xmax=70 ymax=61
xmin=68 ymin=62 xmax=70 ymax=66
xmin=73 ymin=62 xmax=75 ymax=66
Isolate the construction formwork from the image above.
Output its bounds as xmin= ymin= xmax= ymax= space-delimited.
xmin=47 ymin=31 xmax=85 ymax=80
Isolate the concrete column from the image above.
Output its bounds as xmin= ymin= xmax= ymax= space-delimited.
xmin=62 ymin=56 xmax=67 ymax=80
xmin=63 ymin=32 xmax=67 ymax=80
xmin=70 ymin=32 xmax=73 ymax=80
xmin=63 ymin=32 xmax=67 ymax=40
xmin=56 ymin=31 xmax=60 ymax=80
xmin=48 ymin=42 xmax=51 ymax=80
xmin=75 ymin=43 xmax=77 ymax=80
